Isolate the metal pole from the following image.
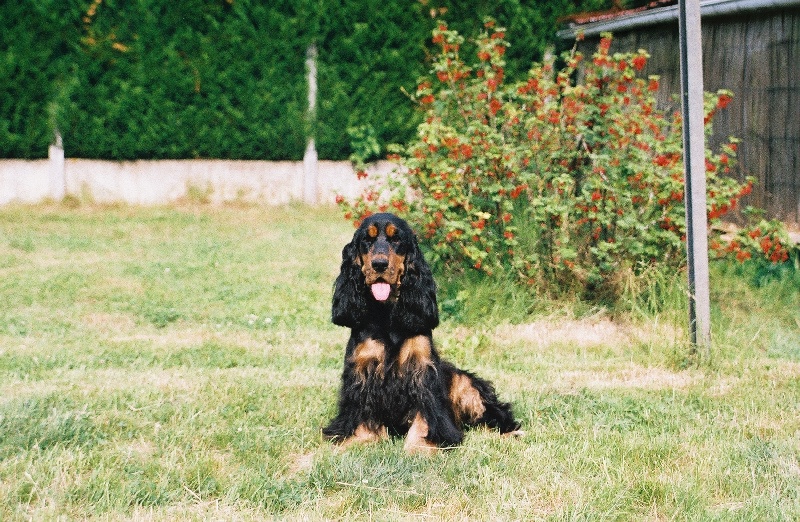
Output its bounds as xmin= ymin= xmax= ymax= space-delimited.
xmin=678 ymin=0 xmax=711 ymax=353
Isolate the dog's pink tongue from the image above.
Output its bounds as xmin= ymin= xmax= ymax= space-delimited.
xmin=371 ymin=283 xmax=391 ymax=302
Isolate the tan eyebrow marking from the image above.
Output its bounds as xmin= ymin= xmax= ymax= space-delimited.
xmin=367 ymin=225 xmax=378 ymax=238
xmin=385 ymin=223 xmax=397 ymax=238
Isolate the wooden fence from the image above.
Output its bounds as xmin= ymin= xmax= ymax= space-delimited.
xmin=565 ymin=2 xmax=800 ymax=225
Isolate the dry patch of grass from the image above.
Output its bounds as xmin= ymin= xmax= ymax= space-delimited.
xmin=82 ymin=312 xmax=139 ymax=335
xmin=494 ymin=316 xmax=682 ymax=352
xmin=554 ymin=364 xmax=698 ymax=392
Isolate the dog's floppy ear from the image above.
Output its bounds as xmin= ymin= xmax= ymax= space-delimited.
xmin=332 ymin=236 xmax=368 ymax=328
xmin=391 ymin=231 xmax=439 ymax=332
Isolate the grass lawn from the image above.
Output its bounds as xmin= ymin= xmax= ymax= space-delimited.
xmin=1 ymin=202 xmax=798 ymax=520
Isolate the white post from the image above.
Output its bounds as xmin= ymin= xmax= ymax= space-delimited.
xmin=48 ymin=128 xmax=66 ymax=200
xmin=678 ymin=0 xmax=711 ymax=353
xmin=303 ymin=44 xmax=318 ymax=204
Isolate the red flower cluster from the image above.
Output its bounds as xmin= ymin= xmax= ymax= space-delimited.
xmin=711 ymin=220 xmax=793 ymax=265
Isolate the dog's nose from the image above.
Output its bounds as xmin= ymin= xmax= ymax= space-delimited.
xmin=371 ymin=257 xmax=389 ymax=273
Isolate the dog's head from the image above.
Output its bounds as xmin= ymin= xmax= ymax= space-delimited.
xmin=332 ymin=213 xmax=438 ymax=332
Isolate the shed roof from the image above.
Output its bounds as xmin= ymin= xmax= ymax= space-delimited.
xmin=558 ymin=0 xmax=800 ymax=39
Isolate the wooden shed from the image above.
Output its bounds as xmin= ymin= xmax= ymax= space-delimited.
xmin=559 ymin=0 xmax=800 ymax=225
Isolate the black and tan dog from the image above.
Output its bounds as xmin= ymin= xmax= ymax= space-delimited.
xmin=323 ymin=213 xmax=521 ymax=454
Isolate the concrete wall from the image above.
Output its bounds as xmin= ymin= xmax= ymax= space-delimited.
xmin=0 ymin=159 xmax=52 ymax=204
xmin=0 ymin=154 xmax=394 ymax=206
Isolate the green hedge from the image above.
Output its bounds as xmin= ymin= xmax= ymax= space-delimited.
xmin=1 ymin=0 xmax=610 ymax=160
xmin=0 ymin=1 xmax=78 ymax=158
xmin=56 ymin=0 xmax=313 ymax=160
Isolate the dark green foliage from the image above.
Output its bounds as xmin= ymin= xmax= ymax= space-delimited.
xmin=0 ymin=1 xmax=83 ymax=158
xmin=315 ymin=0 xmax=431 ymax=160
xmin=2 ymin=0 xmax=612 ymax=160
xmin=56 ymin=0 xmax=313 ymax=159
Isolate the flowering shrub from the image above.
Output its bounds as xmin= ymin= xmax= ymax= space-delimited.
xmin=340 ymin=21 xmax=788 ymax=298
xmin=712 ymin=219 xmax=793 ymax=265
